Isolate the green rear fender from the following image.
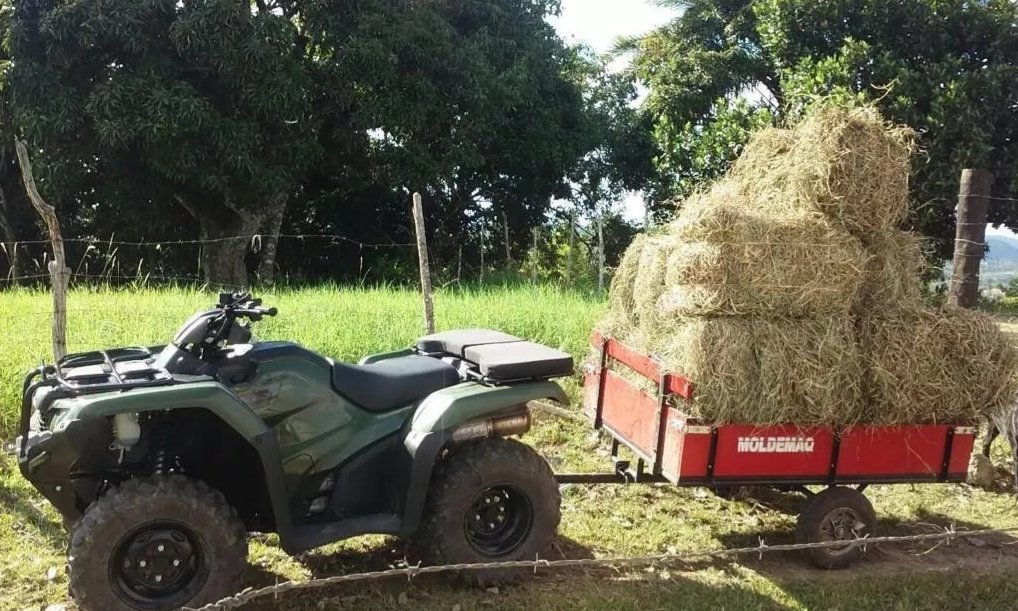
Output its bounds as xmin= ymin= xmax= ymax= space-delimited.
xmin=399 ymin=380 xmax=567 ymax=536
xmin=410 ymin=380 xmax=568 ymax=434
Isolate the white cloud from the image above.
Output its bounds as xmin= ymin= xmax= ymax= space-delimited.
xmin=987 ymin=225 xmax=1018 ymax=239
xmin=549 ymin=0 xmax=676 ymax=56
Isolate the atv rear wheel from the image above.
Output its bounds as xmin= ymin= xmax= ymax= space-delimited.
xmin=68 ymin=475 xmax=247 ymax=611
xmin=416 ymin=438 xmax=560 ymax=585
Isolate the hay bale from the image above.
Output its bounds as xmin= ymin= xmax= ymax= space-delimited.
xmin=598 ymin=103 xmax=1016 ymax=427
xmin=853 ymin=230 xmax=926 ymax=315
xmin=650 ymin=317 xmax=864 ymax=425
xmin=630 ymin=236 xmax=671 ymax=327
xmin=729 ymin=106 xmax=915 ymax=237
xmin=658 ymin=205 xmax=867 ymax=318
xmin=600 ymin=234 xmax=646 ymax=338
xmin=861 ymin=306 xmax=1018 ymax=424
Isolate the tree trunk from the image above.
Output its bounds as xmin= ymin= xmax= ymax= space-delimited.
xmin=0 ymin=147 xmax=18 ymax=280
xmin=256 ymin=195 xmax=286 ymax=285
xmin=0 ymin=188 xmax=16 ymax=280
xmin=199 ymin=226 xmax=252 ymax=287
xmin=175 ymin=195 xmax=260 ymax=287
xmin=175 ymin=192 xmax=288 ymax=288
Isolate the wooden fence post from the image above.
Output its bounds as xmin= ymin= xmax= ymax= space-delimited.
xmin=597 ymin=212 xmax=605 ymax=294
xmin=531 ymin=227 xmax=539 ymax=284
xmin=411 ymin=192 xmax=435 ymax=334
xmin=502 ymin=211 xmax=512 ymax=268
xmin=949 ymin=169 xmax=992 ymax=308
xmin=567 ymin=209 xmax=576 ymax=283
xmin=15 ymin=140 xmax=68 ymax=360
xmin=456 ymin=245 xmax=463 ymax=284
xmin=479 ymin=224 xmax=486 ymax=283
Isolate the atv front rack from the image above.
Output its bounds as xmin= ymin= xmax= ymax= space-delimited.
xmin=18 ymin=346 xmax=176 ymax=457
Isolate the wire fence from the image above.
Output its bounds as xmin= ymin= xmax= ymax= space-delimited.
xmin=0 ymin=229 xmax=603 ymax=288
xmin=186 ymin=524 xmax=1018 ymax=610
xmin=6 ymin=195 xmax=1018 ymax=290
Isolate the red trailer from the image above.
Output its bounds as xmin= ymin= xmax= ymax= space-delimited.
xmin=556 ymin=333 xmax=978 ymax=569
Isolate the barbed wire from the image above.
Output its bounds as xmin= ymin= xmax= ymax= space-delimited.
xmin=0 ymin=272 xmax=249 ymax=288
xmin=187 ymin=525 xmax=1018 ymax=610
xmin=983 ymin=195 xmax=1018 ymax=204
xmin=1 ymin=233 xmax=416 ymax=248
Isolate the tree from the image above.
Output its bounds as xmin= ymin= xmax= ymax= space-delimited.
xmin=0 ymin=0 xmax=26 ymax=281
xmin=11 ymin=0 xmax=321 ymax=285
xmin=9 ymin=0 xmax=596 ymax=284
xmin=563 ymin=47 xmax=656 ymax=215
xmin=627 ymin=0 xmax=1018 ymax=259
xmin=301 ymin=0 xmax=589 ymax=267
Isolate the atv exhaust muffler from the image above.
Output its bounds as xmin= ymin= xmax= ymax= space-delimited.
xmin=451 ymin=411 xmax=531 ymax=442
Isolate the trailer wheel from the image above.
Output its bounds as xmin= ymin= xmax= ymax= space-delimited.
xmin=415 ymin=438 xmax=561 ymax=585
xmin=796 ymin=486 xmax=875 ymax=570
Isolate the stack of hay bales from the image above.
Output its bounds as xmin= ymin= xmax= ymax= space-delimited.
xmin=602 ymin=105 xmax=1018 ymax=426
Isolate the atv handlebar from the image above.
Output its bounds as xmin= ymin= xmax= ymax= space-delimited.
xmin=218 ymin=292 xmax=277 ymax=320
xmin=232 ymin=306 xmax=278 ymax=321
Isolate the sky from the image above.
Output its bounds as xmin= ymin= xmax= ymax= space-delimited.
xmin=550 ymin=0 xmax=676 ymax=56
xmin=549 ymin=1 xmax=676 ymax=222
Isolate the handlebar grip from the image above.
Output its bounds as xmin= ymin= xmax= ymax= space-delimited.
xmin=233 ymin=306 xmax=277 ymax=318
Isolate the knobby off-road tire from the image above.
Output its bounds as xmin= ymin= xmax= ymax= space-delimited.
xmin=796 ymin=486 xmax=876 ymax=570
xmin=68 ymin=475 xmax=247 ymax=611
xmin=416 ymin=438 xmax=561 ymax=585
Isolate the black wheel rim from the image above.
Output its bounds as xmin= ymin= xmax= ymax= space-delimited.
xmin=818 ymin=507 xmax=864 ymax=556
xmin=464 ymin=485 xmax=535 ymax=558
xmin=109 ymin=521 xmax=210 ymax=610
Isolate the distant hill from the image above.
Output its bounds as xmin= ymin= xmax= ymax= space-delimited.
xmin=986 ymin=235 xmax=1018 ymax=264
xmin=981 ymin=234 xmax=1018 ymax=287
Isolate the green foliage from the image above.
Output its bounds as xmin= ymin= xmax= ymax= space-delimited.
xmin=3 ymin=0 xmax=625 ymax=284
xmin=11 ymin=0 xmax=320 ymax=202
xmin=651 ymin=98 xmax=773 ymax=206
xmin=629 ymin=0 xmax=1018 ymax=260
xmin=563 ymin=46 xmax=656 ymax=214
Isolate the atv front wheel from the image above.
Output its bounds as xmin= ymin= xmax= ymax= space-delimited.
xmin=68 ymin=475 xmax=247 ymax=611
xmin=416 ymin=438 xmax=560 ymax=584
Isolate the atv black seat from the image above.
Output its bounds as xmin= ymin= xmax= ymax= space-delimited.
xmin=331 ymin=356 xmax=460 ymax=413
xmin=416 ymin=329 xmax=574 ymax=383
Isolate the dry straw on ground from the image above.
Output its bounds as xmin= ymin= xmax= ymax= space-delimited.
xmin=600 ymin=103 xmax=1018 ymax=426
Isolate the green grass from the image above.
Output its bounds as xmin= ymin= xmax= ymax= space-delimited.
xmin=2 ymin=286 xmax=1018 ymax=610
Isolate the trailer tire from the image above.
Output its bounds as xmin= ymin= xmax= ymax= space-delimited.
xmin=68 ymin=475 xmax=247 ymax=611
xmin=415 ymin=438 xmax=561 ymax=585
xmin=796 ymin=487 xmax=875 ymax=570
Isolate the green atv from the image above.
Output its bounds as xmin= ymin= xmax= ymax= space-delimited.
xmin=14 ymin=293 xmax=573 ymax=611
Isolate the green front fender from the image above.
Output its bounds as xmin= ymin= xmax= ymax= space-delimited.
xmin=409 ymin=380 xmax=568 ymax=434
xmin=48 ymin=382 xmax=297 ymax=547
xmin=50 ymin=381 xmax=269 ymax=440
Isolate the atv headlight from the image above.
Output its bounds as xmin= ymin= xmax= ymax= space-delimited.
xmin=31 ymin=386 xmax=54 ymax=412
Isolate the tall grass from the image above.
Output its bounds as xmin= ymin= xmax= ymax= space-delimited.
xmin=0 ymin=284 xmax=604 ymax=436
